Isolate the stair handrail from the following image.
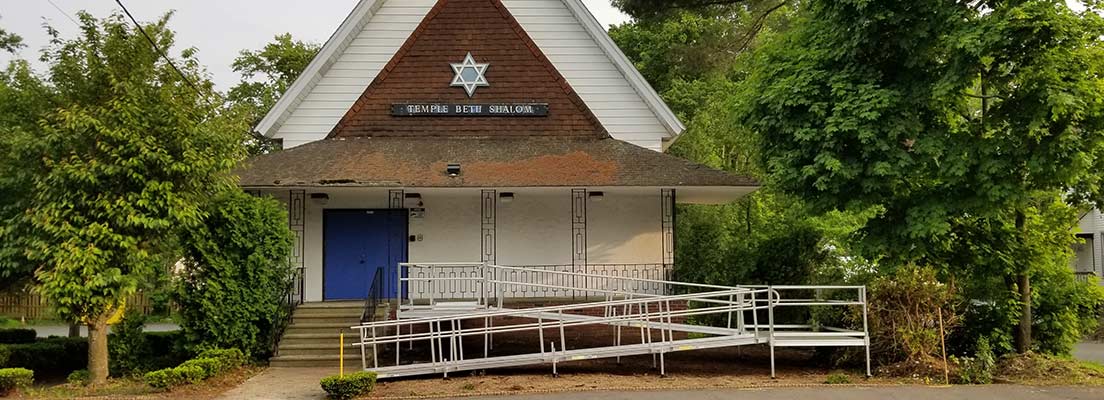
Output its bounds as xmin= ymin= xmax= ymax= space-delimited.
xmin=362 ymin=267 xmax=385 ymax=323
xmin=271 ymin=266 xmax=305 ymax=357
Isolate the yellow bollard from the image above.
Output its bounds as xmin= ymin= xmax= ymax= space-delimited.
xmin=340 ymin=332 xmax=345 ymax=377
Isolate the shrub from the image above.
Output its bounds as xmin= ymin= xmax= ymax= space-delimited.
xmin=953 ymin=337 xmax=996 ymax=384
xmin=144 ymin=369 xmax=179 ymax=390
xmin=178 ymin=357 xmax=225 ymax=377
xmin=143 ymin=348 xmax=245 ymax=390
xmin=320 ymin=371 xmax=377 ymax=400
xmin=0 ymin=329 xmax=36 ymax=344
xmin=67 ymin=369 xmax=90 ymax=386
xmin=142 ymin=330 xmax=190 ymax=370
xmin=1 ymin=337 xmax=88 ymax=376
xmin=0 ymin=368 xmax=33 ymax=395
xmin=1031 ymin=267 xmax=1104 ymax=355
xmin=172 ymin=364 xmax=207 ymax=385
xmin=176 ymin=191 xmax=294 ymax=358
xmin=824 ymin=372 xmax=851 ymax=384
xmin=109 ymin=310 xmax=149 ymax=377
xmin=866 ymin=265 xmax=957 ymax=363
xmin=196 ymin=347 xmax=246 ymax=367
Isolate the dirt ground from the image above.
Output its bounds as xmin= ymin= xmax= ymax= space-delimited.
xmin=367 ymin=346 xmax=893 ymax=399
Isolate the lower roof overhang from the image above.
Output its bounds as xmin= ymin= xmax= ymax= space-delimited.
xmin=237 ymin=137 xmax=759 ymax=204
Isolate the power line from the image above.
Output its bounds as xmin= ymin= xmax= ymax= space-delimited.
xmin=46 ymin=0 xmax=81 ymax=27
xmin=112 ymin=0 xmax=220 ymax=107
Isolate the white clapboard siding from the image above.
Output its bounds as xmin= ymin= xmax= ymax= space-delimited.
xmin=504 ymin=0 xmax=672 ymax=152
xmin=269 ymin=0 xmax=678 ymax=153
xmin=270 ymin=0 xmax=435 ymax=145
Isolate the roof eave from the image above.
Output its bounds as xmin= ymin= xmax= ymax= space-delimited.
xmin=255 ymin=0 xmax=384 ymax=137
xmin=560 ymin=0 xmax=686 ymax=140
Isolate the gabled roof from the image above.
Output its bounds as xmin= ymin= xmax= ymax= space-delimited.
xmin=254 ymin=0 xmax=685 ymax=145
xmin=237 ymin=136 xmax=756 ymax=188
xmin=328 ymin=0 xmax=608 ymax=139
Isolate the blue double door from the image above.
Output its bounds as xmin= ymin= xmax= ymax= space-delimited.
xmin=323 ymin=209 xmax=407 ymax=300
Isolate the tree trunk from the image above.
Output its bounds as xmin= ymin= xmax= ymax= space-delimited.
xmin=1015 ymin=273 xmax=1032 ymax=353
xmin=68 ymin=323 xmax=81 ymax=338
xmin=87 ymin=314 xmax=111 ymax=385
xmin=1013 ymin=210 xmax=1032 ymax=353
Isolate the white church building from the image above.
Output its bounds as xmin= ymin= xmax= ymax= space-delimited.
xmin=237 ymin=0 xmax=757 ymax=304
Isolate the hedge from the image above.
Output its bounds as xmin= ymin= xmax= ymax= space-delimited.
xmin=320 ymin=371 xmax=377 ymax=400
xmin=0 ymin=368 xmax=33 ymax=396
xmin=0 ymin=331 xmax=186 ymax=377
xmin=0 ymin=337 xmax=88 ymax=376
xmin=0 ymin=329 xmax=36 ymax=344
xmin=144 ymin=348 xmax=246 ymax=390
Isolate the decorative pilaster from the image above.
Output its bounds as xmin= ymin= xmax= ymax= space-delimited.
xmin=389 ymin=190 xmax=405 ymax=209
xmin=571 ymin=189 xmax=587 ymax=297
xmin=481 ymin=190 xmax=497 ymax=265
xmin=288 ymin=190 xmax=306 ymax=304
xmin=661 ymin=189 xmax=676 ymax=281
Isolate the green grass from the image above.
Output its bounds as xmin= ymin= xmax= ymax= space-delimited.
xmin=824 ymin=372 xmax=852 ymax=385
xmin=1078 ymin=360 xmax=1104 ymax=375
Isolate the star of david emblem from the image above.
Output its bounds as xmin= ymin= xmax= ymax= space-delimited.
xmin=450 ymin=52 xmax=489 ymax=97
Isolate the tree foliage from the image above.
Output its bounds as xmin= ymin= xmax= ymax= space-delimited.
xmin=742 ymin=0 xmax=1104 ymax=353
xmin=0 ymin=11 xmax=242 ymax=383
xmin=0 ymin=61 xmax=54 ymax=289
xmin=226 ymin=34 xmax=319 ymax=154
xmin=0 ymin=17 xmax=24 ymax=54
xmin=176 ymin=191 xmax=294 ymax=358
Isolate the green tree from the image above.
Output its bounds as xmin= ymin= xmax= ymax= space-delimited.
xmin=176 ymin=191 xmax=294 ymax=358
xmin=2 ymin=12 xmax=242 ymax=383
xmin=0 ymin=17 xmax=24 ymax=53
xmin=743 ymin=0 xmax=1104 ymax=353
xmin=0 ymin=61 xmax=55 ymax=289
xmin=227 ymin=34 xmax=319 ymax=154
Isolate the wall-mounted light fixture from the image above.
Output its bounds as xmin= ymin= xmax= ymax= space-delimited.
xmin=405 ymin=193 xmax=424 ymax=208
xmin=588 ymin=191 xmax=604 ymax=201
xmin=310 ymin=193 xmax=330 ymax=206
xmin=446 ymin=163 xmax=462 ymax=177
xmin=499 ymin=192 xmax=515 ymax=203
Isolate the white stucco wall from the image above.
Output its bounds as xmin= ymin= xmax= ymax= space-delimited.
xmin=586 ymin=191 xmax=664 ymax=264
xmin=406 ymin=190 xmax=482 ymax=263
xmin=496 ymin=190 xmax=574 ymax=266
xmin=264 ymin=187 xmax=667 ymax=302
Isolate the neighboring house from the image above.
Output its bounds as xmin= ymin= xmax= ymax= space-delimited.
xmin=1074 ymin=209 xmax=1103 ymax=283
xmin=238 ymin=0 xmax=757 ymax=307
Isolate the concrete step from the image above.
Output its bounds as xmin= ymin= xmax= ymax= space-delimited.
xmin=284 ymin=323 xmax=359 ymax=336
xmin=278 ymin=343 xmax=359 ymax=357
xmin=269 ymin=353 xmax=367 ymax=368
xmin=292 ymin=314 xmax=363 ymax=325
xmin=297 ymin=301 xmax=365 ymax=310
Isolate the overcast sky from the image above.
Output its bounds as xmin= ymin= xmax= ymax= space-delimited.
xmin=0 ymin=0 xmax=631 ymax=90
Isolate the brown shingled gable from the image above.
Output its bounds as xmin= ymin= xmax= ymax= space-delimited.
xmin=328 ymin=0 xmax=608 ymax=138
xmin=239 ymin=137 xmax=759 ymax=188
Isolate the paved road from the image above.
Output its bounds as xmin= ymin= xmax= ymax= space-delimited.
xmin=1074 ymin=341 xmax=1104 ymax=364
xmin=471 ymin=386 xmax=1104 ymax=400
xmin=29 ymin=322 xmax=179 ymax=337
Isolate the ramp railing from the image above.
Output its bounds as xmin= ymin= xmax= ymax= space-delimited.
xmin=358 ymin=263 xmax=870 ymax=379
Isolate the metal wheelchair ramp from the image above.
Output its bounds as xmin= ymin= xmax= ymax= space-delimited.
xmin=351 ymin=263 xmax=870 ymax=379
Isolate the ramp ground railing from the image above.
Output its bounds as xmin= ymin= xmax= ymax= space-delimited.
xmin=356 ymin=263 xmax=870 ymax=379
